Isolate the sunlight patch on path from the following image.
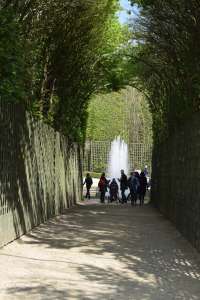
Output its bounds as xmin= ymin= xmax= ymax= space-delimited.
xmin=0 ymin=203 xmax=200 ymax=299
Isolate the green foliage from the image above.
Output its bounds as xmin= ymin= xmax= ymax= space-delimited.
xmin=123 ymin=87 xmax=153 ymax=144
xmin=86 ymin=87 xmax=152 ymax=144
xmin=1 ymin=0 xmax=131 ymax=143
xmin=83 ymin=172 xmax=101 ymax=179
xmin=96 ymin=18 xmax=132 ymax=91
xmin=86 ymin=91 xmax=126 ymax=141
xmin=0 ymin=8 xmax=26 ymax=102
xmin=128 ymin=0 xmax=200 ymax=143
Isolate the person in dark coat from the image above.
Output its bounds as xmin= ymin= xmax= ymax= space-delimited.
xmin=119 ymin=169 xmax=128 ymax=203
xmin=98 ymin=172 xmax=108 ymax=203
xmin=128 ymin=172 xmax=140 ymax=206
xmin=109 ymin=178 xmax=119 ymax=202
xmin=83 ymin=173 xmax=93 ymax=199
xmin=139 ymin=171 xmax=147 ymax=206
xmin=134 ymin=171 xmax=141 ymax=205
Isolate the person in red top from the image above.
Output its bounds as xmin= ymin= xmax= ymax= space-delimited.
xmin=98 ymin=172 xmax=108 ymax=203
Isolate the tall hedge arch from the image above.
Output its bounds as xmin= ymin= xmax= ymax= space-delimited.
xmin=0 ymin=0 xmax=128 ymax=142
xmin=129 ymin=0 xmax=200 ymax=143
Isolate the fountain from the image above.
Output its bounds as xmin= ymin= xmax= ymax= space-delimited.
xmin=107 ymin=136 xmax=129 ymax=179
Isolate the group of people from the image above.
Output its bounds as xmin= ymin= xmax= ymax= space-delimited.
xmin=98 ymin=169 xmax=148 ymax=205
xmin=83 ymin=168 xmax=149 ymax=206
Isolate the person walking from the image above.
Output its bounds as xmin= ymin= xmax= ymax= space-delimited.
xmin=135 ymin=171 xmax=141 ymax=204
xmin=144 ymin=165 xmax=148 ymax=177
xmin=109 ymin=178 xmax=119 ymax=202
xmin=98 ymin=172 xmax=108 ymax=203
xmin=128 ymin=171 xmax=140 ymax=206
xmin=139 ymin=171 xmax=148 ymax=206
xmin=119 ymin=169 xmax=128 ymax=203
xmin=83 ymin=173 xmax=93 ymax=199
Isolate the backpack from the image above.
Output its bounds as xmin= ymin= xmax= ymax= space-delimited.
xmin=85 ymin=177 xmax=92 ymax=186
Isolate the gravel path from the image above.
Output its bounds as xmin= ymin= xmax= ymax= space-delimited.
xmin=0 ymin=201 xmax=200 ymax=300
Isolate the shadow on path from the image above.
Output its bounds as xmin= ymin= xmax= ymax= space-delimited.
xmin=0 ymin=202 xmax=200 ymax=300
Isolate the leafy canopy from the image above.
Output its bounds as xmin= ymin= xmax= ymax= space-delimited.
xmin=128 ymin=0 xmax=200 ymax=142
xmin=0 ymin=0 xmax=130 ymax=142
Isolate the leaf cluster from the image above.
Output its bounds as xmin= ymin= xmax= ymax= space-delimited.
xmin=129 ymin=0 xmax=200 ymax=142
xmin=86 ymin=87 xmax=152 ymax=144
xmin=0 ymin=0 xmax=129 ymax=142
xmin=0 ymin=7 xmax=27 ymax=102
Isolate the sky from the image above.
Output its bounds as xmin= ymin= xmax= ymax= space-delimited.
xmin=118 ymin=0 xmax=132 ymax=24
xmin=118 ymin=0 xmax=139 ymax=24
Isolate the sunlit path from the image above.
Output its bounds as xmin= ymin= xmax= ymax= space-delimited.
xmin=0 ymin=201 xmax=200 ymax=300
